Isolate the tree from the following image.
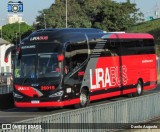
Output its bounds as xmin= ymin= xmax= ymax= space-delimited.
xmin=83 ymin=0 xmax=144 ymax=31
xmin=34 ymin=0 xmax=144 ymax=31
xmin=2 ymin=22 xmax=32 ymax=44
xmin=35 ymin=0 xmax=91 ymax=29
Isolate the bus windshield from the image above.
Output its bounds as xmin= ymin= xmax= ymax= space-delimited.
xmin=14 ymin=43 xmax=61 ymax=79
xmin=37 ymin=53 xmax=60 ymax=78
xmin=15 ymin=54 xmax=36 ymax=78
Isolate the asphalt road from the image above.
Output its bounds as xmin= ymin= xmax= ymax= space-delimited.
xmin=0 ymin=84 xmax=160 ymax=123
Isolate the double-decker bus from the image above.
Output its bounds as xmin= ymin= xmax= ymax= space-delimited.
xmin=5 ymin=28 xmax=157 ymax=108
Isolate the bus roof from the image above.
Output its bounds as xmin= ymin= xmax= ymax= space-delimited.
xmin=107 ymin=33 xmax=154 ymax=39
xmin=21 ymin=28 xmax=154 ymax=44
xmin=35 ymin=28 xmax=104 ymax=34
xmin=21 ymin=28 xmax=105 ymax=44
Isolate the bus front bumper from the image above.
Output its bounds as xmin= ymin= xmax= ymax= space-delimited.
xmin=15 ymin=98 xmax=80 ymax=108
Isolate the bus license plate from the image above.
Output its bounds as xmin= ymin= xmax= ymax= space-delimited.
xmin=31 ymin=100 xmax=40 ymax=104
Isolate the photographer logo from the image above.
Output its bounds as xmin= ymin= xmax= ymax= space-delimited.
xmin=8 ymin=1 xmax=23 ymax=13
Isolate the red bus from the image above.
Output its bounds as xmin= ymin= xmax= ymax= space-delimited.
xmin=5 ymin=28 xmax=157 ymax=108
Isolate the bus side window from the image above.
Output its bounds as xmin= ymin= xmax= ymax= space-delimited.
xmin=107 ymin=41 xmax=119 ymax=56
xmin=65 ymin=42 xmax=88 ymax=75
xmin=70 ymin=42 xmax=88 ymax=69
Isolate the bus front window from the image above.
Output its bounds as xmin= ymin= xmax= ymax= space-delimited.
xmin=14 ymin=43 xmax=62 ymax=81
xmin=37 ymin=53 xmax=61 ymax=78
xmin=15 ymin=55 xmax=36 ymax=78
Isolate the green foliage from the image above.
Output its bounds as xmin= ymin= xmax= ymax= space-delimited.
xmin=35 ymin=0 xmax=91 ymax=29
xmin=127 ymin=19 xmax=160 ymax=56
xmin=1 ymin=22 xmax=32 ymax=44
xmin=34 ymin=0 xmax=144 ymax=31
xmin=127 ymin=19 xmax=160 ymax=44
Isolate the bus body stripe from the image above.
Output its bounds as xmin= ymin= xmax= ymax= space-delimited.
xmin=15 ymin=98 xmax=80 ymax=107
xmin=90 ymin=81 xmax=157 ymax=96
xmin=109 ymin=33 xmax=153 ymax=39
xmin=14 ymin=81 xmax=157 ymax=107
xmin=90 ymin=91 xmax=121 ymax=101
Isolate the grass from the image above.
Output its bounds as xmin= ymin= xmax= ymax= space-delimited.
xmin=128 ymin=19 xmax=160 ymax=83
xmin=158 ymin=72 xmax=160 ymax=82
xmin=127 ymin=19 xmax=160 ymax=56
xmin=127 ymin=18 xmax=160 ymax=45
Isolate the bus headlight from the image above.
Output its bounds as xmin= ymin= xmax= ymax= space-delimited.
xmin=49 ymin=91 xmax=64 ymax=98
xmin=13 ymin=92 xmax=23 ymax=98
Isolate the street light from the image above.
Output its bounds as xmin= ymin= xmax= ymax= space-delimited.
xmin=15 ymin=33 xmax=17 ymax=46
xmin=66 ymin=0 xmax=68 ymax=28
xmin=0 ymin=25 xmax=2 ymax=38
xmin=133 ymin=0 xmax=136 ymax=22
xmin=44 ymin=13 xmax=46 ymax=29
xmin=0 ymin=19 xmax=5 ymax=38
xmin=18 ymin=20 xmax=21 ymax=43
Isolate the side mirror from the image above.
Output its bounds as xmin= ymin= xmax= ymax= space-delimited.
xmin=4 ymin=58 xmax=8 ymax=63
xmin=4 ymin=45 xmax=16 ymax=63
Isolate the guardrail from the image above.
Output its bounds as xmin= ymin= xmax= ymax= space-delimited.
xmin=1 ymin=90 xmax=158 ymax=132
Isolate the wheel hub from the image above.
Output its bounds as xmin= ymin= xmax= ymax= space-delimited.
xmin=137 ymin=83 xmax=142 ymax=94
xmin=80 ymin=93 xmax=87 ymax=105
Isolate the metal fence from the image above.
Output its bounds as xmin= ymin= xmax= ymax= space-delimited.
xmin=1 ymin=91 xmax=160 ymax=132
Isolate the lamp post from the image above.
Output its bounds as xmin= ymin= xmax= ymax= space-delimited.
xmin=15 ymin=33 xmax=17 ymax=46
xmin=0 ymin=25 xmax=2 ymax=38
xmin=18 ymin=20 xmax=21 ymax=43
xmin=0 ymin=19 xmax=4 ymax=38
xmin=44 ymin=13 xmax=46 ymax=29
xmin=66 ymin=0 xmax=68 ymax=28
xmin=133 ymin=0 xmax=136 ymax=22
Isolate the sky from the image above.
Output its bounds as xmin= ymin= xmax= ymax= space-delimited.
xmin=0 ymin=0 xmax=54 ymax=25
xmin=116 ymin=0 xmax=160 ymax=18
xmin=0 ymin=0 xmax=160 ymax=26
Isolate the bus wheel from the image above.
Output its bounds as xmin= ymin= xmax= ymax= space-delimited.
xmin=74 ymin=89 xmax=90 ymax=108
xmin=132 ymin=80 xmax=143 ymax=97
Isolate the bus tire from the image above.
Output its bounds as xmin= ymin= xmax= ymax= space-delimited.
xmin=132 ymin=80 xmax=143 ymax=97
xmin=74 ymin=88 xmax=90 ymax=109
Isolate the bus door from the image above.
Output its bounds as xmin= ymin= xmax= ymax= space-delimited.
xmin=64 ymin=42 xmax=88 ymax=99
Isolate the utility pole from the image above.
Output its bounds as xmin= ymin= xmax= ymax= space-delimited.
xmin=133 ymin=0 xmax=136 ymax=22
xmin=0 ymin=19 xmax=4 ymax=38
xmin=44 ymin=13 xmax=46 ymax=29
xmin=155 ymin=3 xmax=159 ymax=18
xmin=15 ymin=33 xmax=17 ymax=46
xmin=0 ymin=25 xmax=2 ymax=38
xmin=66 ymin=0 xmax=68 ymax=28
xmin=18 ymin=20 xmax=21 ymax=43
